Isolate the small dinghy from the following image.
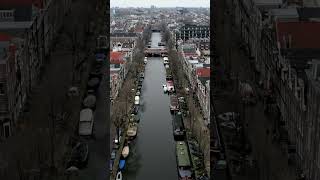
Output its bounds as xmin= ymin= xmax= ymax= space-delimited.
xmin=115 ymin=171 xmax=122 ymax=180
xmin=122 ymin=146 xmax=129 ymax=158
xmin=119 ymin=159 xmax=126 ymax=170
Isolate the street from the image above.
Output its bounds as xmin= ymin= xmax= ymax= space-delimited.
xmin=78 ymin=66 xmax=109 ymax=180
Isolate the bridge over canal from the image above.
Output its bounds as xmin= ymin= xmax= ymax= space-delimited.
xmin=144 ymin=47 xmax=168 ymax=57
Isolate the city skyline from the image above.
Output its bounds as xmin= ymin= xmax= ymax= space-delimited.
xmin=110 ymin=0 xmax=210 ymax=8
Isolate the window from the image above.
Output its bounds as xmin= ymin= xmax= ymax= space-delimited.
xmin=0 ymin=83 xmax=4 ymax=95
xmin=3 ymin=122 xmax=10 ymax=138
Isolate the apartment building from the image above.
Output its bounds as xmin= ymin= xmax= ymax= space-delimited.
xmin=0 ymin=0 xmax=72 ymax=139
xmin=175 ymin=23 xmax=210 ymax=42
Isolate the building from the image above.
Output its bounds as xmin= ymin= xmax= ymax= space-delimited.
xmin=0 ymin=0 xmax=44 ymax=22
xmin=110 ymin=51 xmax=131 ymax=100
xmin=0 ymin=0 xmax=72 ymax=139
xmin=175 ymin=23 xmax=210 ymax=42
xmin=232 ymin=0 xmax=320 ymax=179
xmin=195 ymin=67 xmax=210 ymax=123
xmin=0 ymin=34 xmax=27 ymax=139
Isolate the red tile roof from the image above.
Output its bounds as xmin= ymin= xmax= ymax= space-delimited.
xmin=196 ymin=68 xmax=210 ymax=77
xmin=0 ymin=0 xmax=43 ymax=8
xmin=110 ymin=51 xmax=125 ymax=64
xmin=276 ymin=21 xmax=320 ymax=49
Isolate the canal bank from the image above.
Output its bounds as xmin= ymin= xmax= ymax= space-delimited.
xmin=123 ymin=32 xmax=178 ymax=180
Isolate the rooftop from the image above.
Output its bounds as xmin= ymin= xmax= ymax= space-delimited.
xmin=196 ymin=67 xmax=210 ymax=77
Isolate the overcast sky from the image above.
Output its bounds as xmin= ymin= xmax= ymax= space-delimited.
xmin=110 ymin=0 xmax=210 ymax=8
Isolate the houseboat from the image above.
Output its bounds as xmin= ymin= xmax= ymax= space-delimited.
xmin=173 ymin=112 xmax=186 ymax=140
xmin=167 ymin=80 xmax=175 ymax=93
xmin=170 ymin=95 xmax=179 ymax=113
xmin=176 ymin=141 xmax=193 ymax=180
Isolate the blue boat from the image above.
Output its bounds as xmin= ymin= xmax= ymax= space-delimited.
xmin=119 ymin=160 xmax=126 ymax=170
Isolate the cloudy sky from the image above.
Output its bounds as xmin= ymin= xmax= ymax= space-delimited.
xmin=110 ymin=0 xmax=210 ymax=8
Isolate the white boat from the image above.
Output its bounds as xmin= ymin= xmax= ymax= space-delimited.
xmin=122 ymin=146 xmax=129 ymax=158
xmin=134 ymin=96 xmax=140 ymax=105
xmin=144 ymin=57 xmax=148 ymax=64
xmin=162 ymin=84 xmax=168 ymax=93
xmin=163 ymin=57 xmax=169 ymax=65
xmin=115 ymin=171 xmax=122 ymax=180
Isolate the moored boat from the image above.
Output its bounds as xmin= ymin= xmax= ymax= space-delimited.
xmin=122 ymin=145 xmax=129 ymax=158
xmin=170 ymin=95 xmax=179 ymax=113
xmin=163 ymin=84 xmax=168 ymax=93
xmin=163 ymin=57 xmax=169 ymax=65
xmin=127 ymin=122 xmax=138 ymax=139
xmin=134 ymin=96 xmax=140 ymax=105
xmin=119 ymin=159 xmax=126 ymax=171
xmin=144 ymin=57 xmax=148 ymax=64
xmin=176 ymin=141 xmax=193 ymax=180
xmin=167 ymin=80 xmax=175 ymax=93
xmin=115 ymin=171 xmax=122 ymax=180
xmin=173 ymin=112 xmax=186 ymax=140
xmin=129 ymin=114 xmax=140 ymax=123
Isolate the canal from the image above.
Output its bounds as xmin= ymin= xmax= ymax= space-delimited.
xmin=124 ymin=32 xmax=178 ymax=180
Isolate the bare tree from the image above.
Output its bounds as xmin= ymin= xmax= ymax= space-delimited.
xmin=112 ymin=100 xmax=126 ymax=139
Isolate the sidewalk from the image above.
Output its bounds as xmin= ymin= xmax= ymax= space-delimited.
xmin=0 ymin=0 xmax=98 ymax=179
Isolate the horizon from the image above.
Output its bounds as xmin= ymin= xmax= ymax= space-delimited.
xmin=110 ymin=0 xmax=210 ymax=8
